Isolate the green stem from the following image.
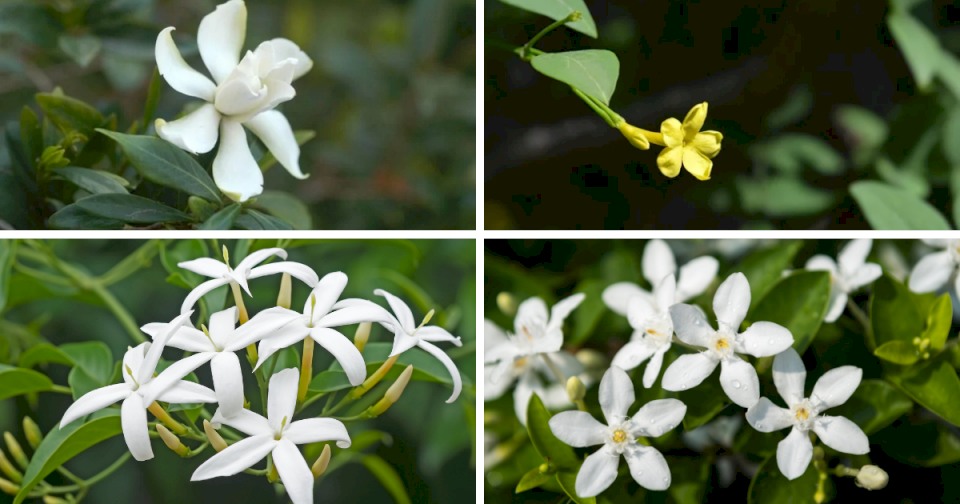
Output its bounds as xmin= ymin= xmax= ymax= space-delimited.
xmin=13 ymin=262 xmax=72 ymax=285
xmin=521 ymin=12 xmax=581 ymax=59
xmin=571 ymin=87 xmax=617 ymax=128
xmin=296 ymin=391 xmax=327 ymax=414
xmin=82 ymin=451 xmax=131 ymax=486
xmin=324 ymin=393 xmax=356 ymax=417
xmin=97 ymin=240 xmax=163 ymax=287
xmin=92 ymin=284 xmax=146 ymax=343
xmin=539 ymin=353 xmax=567 ymax=384
xmin=50 ymin=384 xmax=73 ymax=394
xmin=55 ymin=466 xmax=83 ymax=484
xmin=847 ymin=298 xmax=871 ymax=342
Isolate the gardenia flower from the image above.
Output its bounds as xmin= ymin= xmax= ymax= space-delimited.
xmin=154 ymin=0 xmax=313 ymax=201
xmin=662 ymin=272 xmax=794 ymax=408
xmin=745 ymin=348 xmax=869 ymax=480
xmin=194 ymin=368 xmax=351 ymax=504
xmin=657 ymin=103 xmax=722 ymax=180
xmin=178 ymin=247 xmax=318 ymax=313
xmin=59 ymin=312 xmax=217 ymax=461
xmin=805 ymin=239 xmax=882 ymax=323
xmin=549 ymin=366 xmax=686 ymax=497
xmin=140 ymin=307 xmax=270 ymax=418
xmin=908 ymin=239 xmax=960 ymax=294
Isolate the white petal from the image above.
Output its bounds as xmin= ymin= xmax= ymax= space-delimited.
xmin=154 ymin=381 xmax=218 ymax=404
xmin=547 ymin=293 xmax=585 ymax=332
xmin=318 ymin=302 xmax=398 ymax=329
xmin=804 ymin=255 xmax=838 ymax=274
xmin=575 ymin=445 xmax=620 ymax=498
xmin=823 ymin=289 xmax=847 ymax=323
xmin=374 ymin=289 xmax=416 ymax=333
xmin=178 ymin=257 xmax=229 ymax=278
xmin=714 ymin=272 xmax=751 ymax=328
xmin=598 ymin=365 xmax=635 ymax=424
xmin=846 ymin=263 xmax=882 ymax=291
xmin=653 ymin=275 xmax=676 ymax=313
xmin=909 ymin=251 xmax=954 ymax=293
xmin=745 ymin=397 xmax=793 ymax=432
xmin=811 ymin=365 xmax=862 ymax=411
xmin=661 ymin=352 xmax=718 ymax=392
xmin=610 ymin=340 xmax=656 ymax=372
xmin=254 ymin=322 xmax=311 ymax=370
xmin=230 ymin=306 xmax=303 ymax=351
xmin=141 ymin=352 xmax=215 ymax=405
xmin=140 ymin=311 xmax=193 ymax=385
xmin=484 ymin=319 xmax=509 ymax=351
xmin=141 ymin=322 xmax=212 ymax=353
xmin=548 ymin=411 xmax=607 ymax=447
xmin=192 ymin=434 xmax=277 ymax=480
xmin=624 ymin=444 xmax=671 ymax=491
xmin=530 ymin=328 xmax=564 ymax=354
xmin=602 ymin=282 xmax=651 ymax=316
xmin=209 ymin=306 xmax=239 ymax=349
xmin=213 ymin=119 xmax=264 ymax=202
xmin=266 ymin=38 xmax=313 ymax=80
xmin=777 ymin=427 xmax=813 ymax=481
xmin=626 ymin=295 xmax=657 ymax=329
xmin=719 ymin=357 xmax=760 ymax=408
xmin=417 ymin=340 xmax=462 ymax=403
xmin=626 ymin=398 xmax=686 ymax=438
xmin=838 ymin=239 xmax=872 ymax=276
xmin=642 ymin=239 xmax=677 ymax=286
xmin=197 ymin=0 xmax=247 ymax=84
xmin=304 ymin=272 xmax=347 ymax=320
xmin=923 ymin=238 xmax=951 ymax=248
xmin=541 ymin=351 xmax=585 ymax=380
xmin=154 ymin=27 xmax=216 ymax=101
xmin=737 ymin=321 xmax=794 ymax=357
xmin=388 ymin=331 xmax=420 ymax=357
xmin=668 ymin=304 xmax=715 ymax=347
xmin=122 ymin=343 xmax=147 ymax=387
xmin=675 ymin=256 xmax=719 ymax=303
xmin=772 ymin=348 xmax=806 ymax=407
xmin=211 ymin=352 xmax=245 ymax=418
xmin=60 ymin=383 xmax=131 ymax=427
xmin=181 ymin=278 xmax=229 ymax=313
xmin=271 ymin=439 xmax=314 ymax=504
xmin=812 ymin=415 xmax=869 ymax=454
xmin=155 ymin=103 xmax=221 ymax=154
xmin=416 ymin=325 xmax=462 ymax=345
xmin=514 ymin=297 xmax=548 ymax=335
xmin=216 ymin=408 xmax=271 ymax=437
xmin=483 ymin=364 xmax=515 ymax=401
xmin=283 ymin=418 xmax=351 ymax=448
xmin=244 ymin=110 xmax=307 ymax=179
xmin=121 ymin=393 xmax=153 ymax=461
xmin=248 ymin=261 xmax=319 ymax=288
xmin=642 ymin=345 xmax=669 ymax=389
xmin=513 ymin=370 xmax=539 ymax=426
xmin=310 ymin=328 xmax=366 ymax=386
xmin=267 ymin=368 xmax=300 ymax=431
xmin=236 ymin=247 xmax=288 ymax=271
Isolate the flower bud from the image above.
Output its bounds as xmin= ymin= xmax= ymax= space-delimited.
xmin=575 ymin=349 xmax=608 ymax=371
xmin=203 ymin=420 xmax=228 ymax=452
xmin=146 ymin=402 xmax=187 ymax=435
xmin=0 ymin=476 xmax=18 ymax=495
xmin=855 ymin=465 xmax=888 ymax=490
xmin=0 ymin=450 xmax=20 ymax=483
xmin=43 ymin=496 xmax=69 ymax=504
xmin=385 ymin=365 xmax=414 ymax=403
xmin=3 ymin=433 xmax=27 ymax=470
xmin=566 ymin=376 xmax=586 ymax=403
xmin=156 ymin=424 xmax=189 ymax=457
xmin=277 ymin=273 xmax=292 ymax=309
xmin=22 ymin=418 xmax=42 ymax=450
xmin=618 ymin=122 xmax=652 ymax=150
xmin=496 ymin=292 xmax=518 ymax=317
xmin=354 ymin=322 xmax=371 ymax=352
xmin=311 ymin=444 xmax=331 ymax=478
xmin=352 ymin=355 xmax=399 ymax=399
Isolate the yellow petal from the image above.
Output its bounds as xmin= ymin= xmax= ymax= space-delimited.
xmin=683 ymin=147 xmax=712 ymax=180
xmin=657 ymin=146 xmax=683 ymax=178
xmin=660 ymin=118 xmax=683 ymax=148
xmin=682 ymin=102 xmax=708 ymax=141
xmin=618 ymin=122 xmax=650 ymax=150
xmin=692 ymin=131 xmax=723 ymax=158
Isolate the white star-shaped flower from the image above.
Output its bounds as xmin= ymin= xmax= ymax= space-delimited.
xmin=549 ymin=366 xmax=686 ymax=497
xmin=745 ymin=348 xmax=869 ymax=480
xmin=662 ymin=272 xmax=794 ymax=408
xmin=805 ymin=239 xmax=882 ymax=322
xmin=608 ymin=275 xmax=677 ymax=387
xmin=908 ymin=239 xmax=960 ymax=294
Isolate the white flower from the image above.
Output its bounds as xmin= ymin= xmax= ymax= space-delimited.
xmin=59 ymin=312 xmax=217 ymax=461
xmin=178 ymin=247 xmax=318 ymax=313
xmin=662 ymin=272 xmax=794 ymax=408
xmin=548 ymin=366 xmax=686 ymax=497
xmin=483 ymin=319 xmax=584 ymax=425
xmin=908 ymin=239 xmax=960 ymax=294
xmin=608 ymin=275 xmax=677 ymax=387
xmin=193 ymin=369 xmax=351 ymax=504
xmin=805 ymin=239 xmax=882 ymax=323
xmin=602 ymin=239 xmax=718 ymax=315
xmin=140 ymin=307 xmax=267 ymax=419
xmin=745 ymin=348 xmax=869 ymax=480
xmin=154 ymin=0 xmax=314 ymax=201
xmin=335 ymin=289 xmax=464 ymax=403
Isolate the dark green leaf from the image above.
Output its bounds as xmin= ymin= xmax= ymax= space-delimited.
xmin=749 ymin=271 xmax=830 ymax=354
xmin=0 ymin=3 xmax=61 ymax=48
xmin=268 ymin=346 xmax=300 ymax=376
xmin=923 ymin=423 xmax=960 ymax=467
xmin=556 ymin=470 xmax=595 ymax=504
xmin=888 ymin=359 xmax=960 ymax=427
xmin=17 ymin=343 xmax=73 ymax=369
xmin=874 ymin=340 xmax=920 ymax=365
xmin=747 ymin=453 xmax=832 ymax=504
xmin=68 ymin=367 xmax=101 ymax=399
xmin=235 ymin=209 xmax=293 ymax=230
xmin=73 ymin=115 xmax=117 ymax=167
xmin=570 ymin=279 xmax=604 ymax=345
xmin=252 ymin=191 xmax=312 ymax=230
xmin=531 ymin=50 xmax=619 ymax=105
xmin=526 ymin=393 xmax=580 ymax=471
xmin=870 ymin=274 xmax=924 ymax=348
xmin=516 ymin=467 xmax=552 ymax=493
xmin=199 ymin=203 xmax=241 ymax=230
xmin=0 ymin=364 xmax=52 ymax=401
xmin=48 ymin=204 xmax=125 ymax=229
xmin=676 ymin=372 xmax=728 ymax=431
xmin=498 ymin=0 xmax=598 ymax=38
xmin=19 ymin=106 xmax=41 ymax=174
xmin=36 ymin=93 xmax=104 ymax=139
xmin=59 ymin=341 xmax=112 ymax=384
xmin=733 ymin=240 xmax=803 ymax=311
xmin=829 ymin=379 xmax=913 ymax=436
xmin=360 ymin=454 xmax=412 ymax=504
xmin=53 ymin=167 xmax=127 ymax=194
xmin=142 ymin=66 xmax=161 ymax=131
xmin=75 ymin=193 xmax=190 ymax=223
xmin=0 ymin=239 xmax=16 ymax=312
xmin=850 ymin=180 xmax=951 ymax=230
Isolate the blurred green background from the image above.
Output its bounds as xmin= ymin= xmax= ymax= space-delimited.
xmin=485 ymin=0 xmax=960 ymax=230
xmin=0 ymin=0 xmax=476 ymax=230
xmin=0 ymin=239 xmax=476 ymax=503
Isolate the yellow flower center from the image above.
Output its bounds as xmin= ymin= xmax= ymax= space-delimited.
xmin=513 ymin=357 xmax=528 ymax=369
xmin=795 ymin=407 xmax=809 ymax=422
xmin=715 ymin=338 xmax=730 ymax=351
xmin=612 ymin=429 xmax=627 ymax=443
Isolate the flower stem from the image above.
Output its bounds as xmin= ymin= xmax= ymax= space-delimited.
xmin=539 ymin=353 xmax=567 ymax=384
xmin=521 ymin=12 xmax=581 ymax=60
xmin=49 ymin=384 xmax=72 ymax=394
xmin=847 ymin=298 xmax=871 ymax=343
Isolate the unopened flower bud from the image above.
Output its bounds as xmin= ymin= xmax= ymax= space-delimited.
xmin=575 ymin=349 xmax=608 ymax=371
xmin=0 ymin=450 xmax=21 ymax=482
xmin=156 ymin=424 xmax=189 ymax=457
xmin=0 ymin=476 xmax=18 ymax=495
xmin=43 ymin=495 xmax=69 ymax=504
xmin=354 ymin=322 xmax=371 ymax=353
xmin=311 ymin=444 xmax=331 ymax=478
xmin=203 ymin=420 xmax=228 ymax=452
xmin=277 ymin=273 xmax=292 ymax=309
xmin=855 ymin=465 xmax=888 ymax=490
xmin=385 ymin=365 xmax=414 ymax=403
xmin=538 ymin=462 xmax=556 ymax=475
xmin=3 ymin=433 xmax=27 ymax=469
xmin=146 ymin=402 xmax=187 ymax=435
xmin=496 ymin=292 xmax=518 ymax=317
xmin=22 ymin=418 xmax=42 ymax=450
xmin=566 ymin=376 xmax=586 ymax=403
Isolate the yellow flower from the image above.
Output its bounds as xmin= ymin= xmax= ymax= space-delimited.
xmin=656 ymin=102 xmax=723 ymax=181
xmin=618 ymin=122 xmax=651 ymax=150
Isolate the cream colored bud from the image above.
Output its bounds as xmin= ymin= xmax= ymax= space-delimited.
xmin=496 ymin=292 xmax=518 ymax=317
xmin=385 ymin=365 xmax=414 ymax=403
xmin=277 ymin=273 xmax=292 ymax=309
xmin=21 ymin=418 xmax=42 ymax=450
xmin=575 ymin=348 xmax=608 ymax=371
xmin=566 ymin=376 xmax=586 ymax=403
xmin=311 ymin=444 xmax=332 ymax=478
xmin=203 ymin=420 xmax=228 ymax=452
xmin=156 ymin=424 xmax=189 ymax=457
xmin=222 ymin=245 xmax=230 ymax=266
xmin=354 ymin=322 xmax=371 ymax=352
xmin=3 ymin=433 xmax=27 ymax=469
xmin=855 ymin=465 xmax=888 ymax=490
xmin=0 ymin=450 xmax=22 ymax=483
xmin=0 ymin=477 xmax=18 ymax=495
xmin=43 ymin=495 xmax=69 ymax=504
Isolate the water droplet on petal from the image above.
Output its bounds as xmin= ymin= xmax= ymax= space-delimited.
xmin=767 ymin=339 xmax=774 ymax=345
xmin=637 ymin=470 xmax=643 ymax=476
xmin=683 ymin=372 xmax=689 ymax=378
xmin=732 ymin=380 xmax=742 ymax=389
xmin=650 ymin=418 xmax=655 ymax=424
xmin=663 ymin=477 xmax=668 ymax=483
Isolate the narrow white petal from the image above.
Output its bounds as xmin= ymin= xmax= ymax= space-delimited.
xmin=575 ymin=445 xmax=620 ymax=498
xmin=245 ymin=110 xmax=307 ymax=179
xmin=813 ymin=415 xmax=870 ymax=454
xmin=230 ymin=307 xmax=303 ymax=351
xmin=624 ymin=444 xmax=671 ymax=491
xmin=513 ymin=370 xmax=539 ymax=426
xmin=598 ymin=366 xmax=635 ymax=424
xmin=181 ymin=278 xmax=229 ymax=313
xmin=267 ymin=38 xmax=313 ymax=80
xmin=121 ymin=394 xmax=153 ymax=461
xmin=610 ymin=340 xmax=657 ymax=372
xmin=804 ymin=255 xmax=838 ymax=274
xmin=668 ymin=304 xmax=715 ymax=347
xmin=544 ymin=351 xmax=584 ymax=379
xmin=388 ymin=331 xmax=420 ymax=357
xmin=213 ymin=119 xmax=264 ymax=202
xmin=719 ymin=357 xmax=760 ymax=408
xmin=642 ymin=239 xmax=677 ymax=286
xmin=548 ymin=411 xmax=606 ymax=447
xmin=216 ymin=408 xmax=271 ymax=437
xmin=661 ymin=352 xmax=718 ymax=392
xmin=642 ymin=345 xmax=669 ymax=388
xmin=416 ymin=325 xmax=462 ymax=345
xmin=514 ymin=297 xmax=548 ymax=336
xmin=318 ymin=303 xmax=399 ymax=329
xmin=626 ymin=296 xmax=657 ymax=329
xmin=675 ymin=256 xmax=719 ymax=303
xmin=154 ymin=27 xmax=216 ymax=101
xmin=602 ymin=282 xmax=650 ymax=316
xmin=140 ymin=311 xmax=193 ymax=385
xmin=714 ymin=272 xmax=751 ymax=329
xmin=484 ymin=319 xmax=509 ymax=351
xmin=417 ymin=340 xmax=462 ymax=403
xmin=155 ymin=103 xmax=221 ymax=154
xmin=154 ymin=380 xmax=217 ymax=404
xmin=838 ymin=239 xmax=873 ymax=275
xmin=811 ymin=366 xmax=862 ymax=411
xmin=272 ymin=439 xmax=315 ymax=504
xmin=192 ymin=434 xmax=277 ymax=480
xmin=777 ymin=427 xmax=813 ymax=481
xmin=374 ymin=289 xmax=416 ymax=333
xmin=908 ymin=251 xmax=954 ymax=293
xmin=304 ymin=272 xmax=348 ymax=320
xmin=253 ymin=322 xmax=311 ymax=370
xmin=122 ymin=343 xmax=147 ymax=387
xmin=845 ymin=263 xmax=882 ymax=291
xmin=178 ymin=257 xmax=229 ymax=278
xmin=823 ymin=289 xmax=846 ymax=323
xmin=141 ymin=352 xmax=215 ymax=405
xmin=208 ymin=307 xmax=239 ymax=349
xmin=772 ymin=348 xmax=806 ymax=407
xmin=211 ymin=352 xmax=245 ymax=418
xmin=626 ymin=398 xmax=686 ymax=438
xmin=483 ymin=364 xmax=515 ymax=401
xmin=197 ymin=0 xmax=246 ymax=84
xmin=653 ymin=275 xmax=676 ymax=313
xmin=141 ymin=323 xmax=212 ymax=353
xmin=236 ymin=247 xmax=288 ymax=272
xmin=60 ymin=383 xmax=131 ymax=427
xmin=529 ymin=328 xmax=563 ymax=354
xmin=745 ymin=397 xmax=793 ymax=432
xmin=268 ymin=368 xmax=300 ymax=432
xmin=546 ymin=293 xmax=585 ymax=332
xmin=310 ymin=328 xmax=366 ymax=386
xmin=737 ymin=321 xmax=794 ymax=357
xmin=283 ymin=418 xmax=351 ymax=448
xmin=248 ymin=261 xmax=319 ymax=288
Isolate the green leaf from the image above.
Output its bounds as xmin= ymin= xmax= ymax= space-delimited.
xmin=870 ymin=274 xmax=925 ymax=348
xmin=733 ymin=240 xmax=803 ymax=311
xmin=13 ymin=410 xmax=123 ymax=504
xmin=923 ymin=423 xmax=960 ymax=467
xmin=0 ymin=364 xmax=53 ymax=401
xmin=73 ymin=115 xmax=116 ymax=167
xmin=142 ymin=66 xmax=161 ymax=131
xmin=36 ymin=93 xmax=104 ymax=138
xmin=53 ymin=167 xmax=127 ymax=194
xmin=886 ymin=12 xmax=941 ymax=91
xmin=570 ymin=279 xmax=604 ymax=344
xmin=17 ymin=344 xmax=73 ymax=369
xmin=874 ymin=340 xmax=920 ymax=365
xmin=0 ymin=3 xmax=61 ymax=48
xmin=829 ymin=379 xmax=913 ymax=436
xmin=96 ymin=130 xmax=220 ymax=202
xmin=235 ymin=209 xmax=293 ymax=230
xmin=749 ymin=271 xmax=831 ymax=354
xmin=259 ymin=130 xmax=315 ymax=171
xmin=19 ymin=106 xmax=41 ymax=174
xmin=498 ymin=0 xmax=597 ymax=38
xmin=850 ymin=180 xmax=951 ymax=230
xmin=834 ymin=104 xmax=888 ymax=167
xmin=531 ymin=50 xmax=619 ymax=106
xmin=360 ymin=454 xmax=411 ymax=504
xmin=58 ymin=34 xmax=102 ymax=68
xmin=676 ymin=373 xmax=728 ymax=431
xmin=737 ymin=176 xmax=834 ymax=217
xmin=75 ymin=193 xmax=190 ymax=224
xmin=268 ymin=346 xmax=300 ymax=376
xmin=68 ymin=367 xmax=102 ymax=399
xmin=667 ymin=456 xmax=710 ymax=504
xmin=922 ymin=294 xmax=951 ymax=351
xmin=198 ymin=203 xmax=241 ymax=230
xmin=525 ymin=393 xmax=580 ymax=471
xmin=875 ymin=156 xmax=929 ymax=199
xmin=945 ymin=107 xmax=960 ymax=165
xmin=252 ymin=191 xmax=312 ymax=230
xmin=753 ymin=133 xmax=845 ymax=176
xmin=556 ymin=470 xmax=595 ymax=504
xmin=59 ymin=342 xmax=112 ymax=384
xmin=888 ymin=359 xmax=960 ymax=427
xmin=747 ymin=453 xmax=832 ymax=504
xmin=0 ymin=239 xmax=15 ymax=312
xmin=516 ymin=467 xmax=552 ymax=493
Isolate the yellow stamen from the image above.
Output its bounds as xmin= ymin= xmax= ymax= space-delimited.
xmin=796 ymin=408 xmax=809 ymax=421
xmin=125 ymin=364 xmax=139 ymax=388
xmin=201 ymin=323 xmax=217 ymax=349
xmin=612 ymin=429 xmax=627 ymax=443
xmin=715 ymin=338 xmax=730 ymax=351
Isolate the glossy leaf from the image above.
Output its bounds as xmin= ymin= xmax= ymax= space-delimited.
xmin=889 ymin=359 xmax=960 ymax=427
xmin=142 ymin=66 xmax=161 ymax=130
xmin=75 ymin=194 xmax=190 ymax=224
xmin=870 ymin=274 xmax=924 ymax=348
xmin=571 ymin=279 xmax=604 ymax=344
xmin=829 ymin=379 xmax=913 ymax=436
xmin=0 ymin=364 xmax=53 ymax=401
xmin=734 ymin=240 xmax=803 ymax=311
xmin=498 ymin=0 xmax=597 ymax=37
xmin=923 ymin=423 xmax=960 ymax=467
xmin=747 ymin=453 xmax=831 ymax=504
xmin=36 ymin=93 xmax=104 ymax=138
xmin=922 ymin=294 xmax=952 ymax=351
xmin=749 ymin=270 xmax=830 ymax=354
xmin=556 ymin=470 xmax=595 ymax=504
xmin=252 ymin=191 xmax=312 ymax=230
xmin=361 ymin=454 xmax=412 ymax=504
xmin=677 ymin=371 xmax=728 ymax=431
xmin=235 ymin=209 xmax=293 ymax=230
xmin=525 ymin=393 xmax=580 ymax=471
xmin=850 ymin=180 xmax=951 ymax=230
xmin=531 ymin=50 xmax=619 ymax=105
xmin=53 ymin=167 xmax=127 ymax=194
xmin=886 ymin=12 xmax=940 ymax=90
xmin=516 ymin=467 xmax=552 ymax=493
xmin=874 ymin=340 xmax=920 ymax=365
xmin=60 ymin=342 xmax=113 ymax=384
xmin=17 ymin=343 xmax=74 ymax=369
xmin=198 ymin=203 xmax=241 ymax=230
xmin=47 ymin=204 xmax=125 ymax=230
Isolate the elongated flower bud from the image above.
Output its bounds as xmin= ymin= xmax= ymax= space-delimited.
xmin=203 ymin=420 xmax=228 ymax=452
xmin=363 ymin=365 xmax=414 ymax=418
xmin=43 ymin=496 xmax=69 ymax=504
xmin=156 ymin=424 xmax=189 ymax=457
xmin=311 ymin=444 xmax=331 ymax=478
xmin=0 ymin=450 xmax=21 ymax=483
xmin=3 ymin=434 xmax=27 ymax=470
xmin=146 ymin=402 xmax=187 ymax=435
xmin=298 ymin=337 xmax=315 ymax=404
xmin=855 ymin=465 xmax=888 ymax=490
xmin=351 ymin=354 xmax=399 ymax=399
xmin=21 ymin=418 xmax=42 ymax=450
xmin=354 ymin=322 xmax=371 ymax=352
xmin=277 ymin=273 xmax=292 ymax=309
xmin=0 ymin=476 xmax=18 ymax=495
